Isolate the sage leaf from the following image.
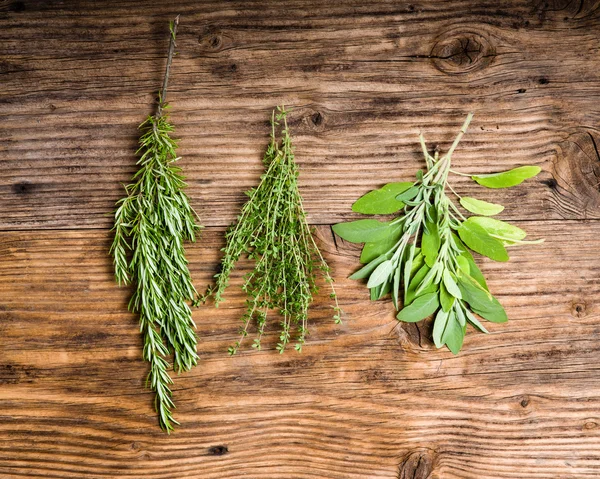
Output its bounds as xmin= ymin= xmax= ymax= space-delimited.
xmin=457 ymin=273 xmax=507 ymax=323
xmin=472 ymin=165 xmax=541 ymax=188
xmin=459 ymin=197 xmax=504 ymax=216
xmin=405 ymin=264 xmax=431 ymax=305
xmin=439 ymin=282 xmax=455 ymax=312
xmin=377 ymin=280 xmax=392 ymax=300
xmin=465 ymin=309 xmax=489 ymax=333
xmin=442 ymin=269 xmax=462 ymax=299
xmin=332 ymin=219 xmax=394 ymax=244
xmin=367 ymin=260 xmax=394 ymax=288
xmin=396 ymin=186 xmax=419 ymax=202
xmin=370 ymin=284 xmax=381 ymax=301
xmin=455 ymin=303 xmax=467 ymax=327
xmin=422 ymin=220 xmax=440 ymax=267
xmin=441 ymin=312 xmax=464 ymax=354
xmin=360 ymin=224 xmax=402 ymax=263
xmin=433 ymin=309 xmax=449 ymax=348
xmin=465 ymin=255 xmax=488 ymax=290
xmin=350 ymin=252 xmax=390 ymax=280
xmin=352 ymin=182 xmax=413 ymax=214
xmin=466 ymin=216 xmax=526 ymax=243
xmin=455 ymin=255 xmax=470 ymax=275
xmin=397 ymin=291 xmax=439 ymax=323
xmin=403 ymin=244 xmax=417 ymax=297
xmin=392 ymin=264 xmax=402 ymax=309
xmin=458 ymin=220 xmax=509 ymax=262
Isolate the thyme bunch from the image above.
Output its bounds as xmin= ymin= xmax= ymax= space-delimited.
xmin=206 ymin=107 xmax=341 ymax=354
xmin=110 ymin=16 xmax=201 ymax=432
xmin=334 ymin=114 xmax=542 ymax=353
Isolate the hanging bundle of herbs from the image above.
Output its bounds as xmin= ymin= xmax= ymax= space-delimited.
xmin=110 ymin=16 xmax=201 ymax=432
xmin=333 ymin=113 xmax=542 ymax=354
xmin=204 ymin=106 xmax=341 ymax=354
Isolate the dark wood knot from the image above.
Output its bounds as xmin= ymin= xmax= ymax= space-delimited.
xmin=208 ymin=445 xmax=228 ymax=456
xmin=430 ymin=30 xmax=495 ymax=75
xmin=398 ymin=449 xmax=435 ymax=479
xmin=303 ymin=109 xmax=326 ymax=132
xmin=12 ymin=182 xmax=35 ymax=196
xmin=552 ymin=130 xmax=600 ymax=219
xmin=199 ymin=25 xmax=225 ymax=51
xmin=572 ymin=301 xmax=587 ymax=318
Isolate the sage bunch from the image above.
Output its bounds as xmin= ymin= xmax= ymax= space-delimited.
xmin=333 ymin=114 xmax=542 ymax=353
xmin=205 ymin=106 xmax=341 ymax=354
xmin=110 ymin=17 xmax=201 ymax=432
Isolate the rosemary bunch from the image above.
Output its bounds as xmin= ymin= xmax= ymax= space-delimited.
xmin=206 ymin=106 xmax=341 ymax=354
xmin=110 ymin=16 xmax=201 ymax=432
xmin=333 ymin=114 xmax=542 ymax=354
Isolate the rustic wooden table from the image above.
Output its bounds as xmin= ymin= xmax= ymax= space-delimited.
xmin=2 ymin=1 xmax=600 ymax=477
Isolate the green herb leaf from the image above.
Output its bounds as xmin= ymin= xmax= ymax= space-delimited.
xmin=466 ymin=216 xmax=526 ymax=243
xmin=352 ymin=182 xmax=413 ymax=214
xmin=465 ymin=308 xmax=489 ymax=333
xmin=459 ymin=197 xmax=504 ymax=216
xmin=397 ymin=291 xmax=439 ymax=323
xmin=463 ymin=254 xmax=488 ymax=290
xmin=350 ymin=253 xmax=391 ymax=280
xmin=332 ymin=219 xmax=394 ymax=244
xmin=472 ymin=165 xmax=541 ymax=188
xmin=422 ymin=220 xmax=440 ymax=267
xmin=458 ymin=220 xmax=509 ymax=262
xmin=360 ymin=224 xmax=402 ymax=263
xmin=432 ymin=309 xmax=449 ymax=348
xmin=396 ymin=186 xmax=419 ymax=202
xmin=442 ymin=269 xmax=462 ymax=299
xmin=441 ymin=312 xmax=464 ymax=354
xmin=405 ymin=263 xmax=431 ymax=305
xmin=367 ymin=260 xmax=394 ymax=288
xmin=439 ymin=282 xmax=455 ymax=312
xmin=457 ymin=273 xmax=507 ymax=323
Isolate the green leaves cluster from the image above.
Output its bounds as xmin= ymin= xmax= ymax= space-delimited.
xmin=111 ymin=112 xmax=201 ymax=433
xmin=207 ymin=106 xmax=341 ymax=355
xmin=333 ymin=113 xmax=542 ymax=354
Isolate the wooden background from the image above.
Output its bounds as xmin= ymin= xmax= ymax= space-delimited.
xmin=1 ymin=0 xmax=600 ymax=477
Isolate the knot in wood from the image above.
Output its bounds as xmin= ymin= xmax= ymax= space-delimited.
xmin=208 ymin=445 xmax=228 ymax=456
xmin=572 ymin=301 xmax=587 ymax=318
xmin=303 ymin=109 xmax=326 ymax=132
xmin=553 ymin=131 xmax=600 ymax=219
xmin=199 ymin=25 xmax=224 ymax=51
xmin=430 ymin=31 xmax=495 ymax=75
xmin=398 ymin=449 xmax=435 ymax=479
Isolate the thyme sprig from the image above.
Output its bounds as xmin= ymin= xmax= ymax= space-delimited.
xmin=334 ymin=114 xmax=542 ymax=353
xmin=205 ymin=106 xmax=341 ymax=354
xmin=110 ymin=16 xmax=201 ymax=432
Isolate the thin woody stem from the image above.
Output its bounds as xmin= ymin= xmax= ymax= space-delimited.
xmin=156 ymin=15 xmax=180 ymax=118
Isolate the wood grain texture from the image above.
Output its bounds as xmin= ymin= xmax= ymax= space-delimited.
xmin=2 ymin=0 xmax=600 ymax=229
xmin=1 ymin=224 xmax=600 ymax=478
xmin=1 ymin=0 xmax=600 ymax=478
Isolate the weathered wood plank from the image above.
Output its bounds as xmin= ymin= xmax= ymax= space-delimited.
xmin=1 ymin=0 xmax=600 ymax=229
xmin=1 ymin=223 xmax=599 ymax=478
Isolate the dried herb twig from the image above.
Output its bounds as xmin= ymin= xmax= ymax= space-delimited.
xmin=110 ymin=16 xmax=201 ymax=432
xmin=204 ymin=106 xmax=341 ymax=354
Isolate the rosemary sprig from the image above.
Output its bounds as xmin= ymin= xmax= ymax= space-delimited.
xmin=110 ymin=16 xmax=202 ymax=432
xmin=334 ymin=114 xmax=542 ymax=353
xmin=204 ymin=106 xmax=341 ymax=354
